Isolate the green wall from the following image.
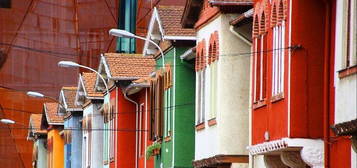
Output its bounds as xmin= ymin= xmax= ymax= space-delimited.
xmin=155 ymin=47 xmax=195 ymax=168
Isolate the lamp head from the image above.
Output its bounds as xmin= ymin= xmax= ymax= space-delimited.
xmin=58 ymin=61 xmax=79 ymax=68
xmin=0 ymin=119 xmax=15 ymax=124
xmin=109 ymin=29 xmax=135 ymax=38
xmin=27 ymin=91 xmax=45 ymax=98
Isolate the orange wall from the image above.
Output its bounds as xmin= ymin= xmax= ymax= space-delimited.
xmin=48 ymin=129 xmax=64 ymax=168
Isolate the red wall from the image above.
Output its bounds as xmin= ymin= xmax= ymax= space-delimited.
xmin=131 ymin=88 xmax=154 ymax=168
xmin=252 ymin=0 xmax=328 ymax=144
xmin=114 ymin=87 xmax=136 ymax=168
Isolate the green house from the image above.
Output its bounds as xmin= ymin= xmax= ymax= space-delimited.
xmin=144 ymin=6 xmax=196 ymax=168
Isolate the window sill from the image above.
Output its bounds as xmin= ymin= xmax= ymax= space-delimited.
xmin=195 ymin=122 xmax=205 ymax=131
xmin=253 ymin=99 xmax=267 ymax=109
xmin=164 ymin=136 xmax=172 ymax=142
xmin=208 ymin=118 xmax=217 ymax=126
xmin=338 ymin=65 xmax=357 ymax=78
xmin=271 ymin=93 xmax=284 ymax=103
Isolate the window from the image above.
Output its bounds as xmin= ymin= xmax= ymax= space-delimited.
xmin=272 ymin=21 xmax=285 ymax=96
xmin=164 ymin=64 xmax=173 ymax=137
xmin=344 ymin=0 xmax=357 ymax=68
xmin=139 ymin=104 xmax=145 ymax=156
xmin=150 ymin=73 xmax=164 ymax=140
xmin=209 ymin=32 xmax=219 ymax=119
xmin=253 ymin=13 xmax=267 ymax=102
xmin=196 ymin=40 xmax=206 ymax=125
xmin=117 ymin=0 xmax=136 ymax=53
xmin=109 ymin=103 xmax=115 ymax=161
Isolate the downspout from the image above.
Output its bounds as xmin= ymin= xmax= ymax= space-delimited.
xmin=115 ymin=87 xmax=118 ymax=168
xmin=229 ymin=26 xmax=252 ymax=46
xmin=123 ymin=90 xmax=139 ymax=168
xmin=322 ymin=0 xmax=333 ymax=167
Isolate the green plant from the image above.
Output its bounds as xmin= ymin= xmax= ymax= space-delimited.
xmin=145 ymin=142 xmax=161 ymax=159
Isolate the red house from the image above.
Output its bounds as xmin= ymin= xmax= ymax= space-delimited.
xmin=248 ymin=0 xmax=337 ymax=167
xmin=96 ymin=53 xmax=155 ymax=168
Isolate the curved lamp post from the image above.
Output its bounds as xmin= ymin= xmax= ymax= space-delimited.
xmin=58 ymin=61 xmax=109 ymax=94
xmin=0 ymin=119 xmax=15 ymax=124
xmin=26 ymin=91 xmax=64 ymax=106
xmin=109 ymin=29 xmax=165 ymax=66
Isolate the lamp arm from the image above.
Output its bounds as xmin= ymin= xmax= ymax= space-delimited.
xmin=134 ymin=35 xmax=165 ymax=67
xmin=77 ymin=65 xmax=110 ymax=95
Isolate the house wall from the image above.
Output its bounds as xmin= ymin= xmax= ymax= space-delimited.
xmin=331 ymin=0 xmax=357 ymax=167
xmin=195 ymin=14 xmax=250 ymax=161
xmin=132 ymin=88 xmax=154 ymax=168
xmin=116 ymin=87 xmax=136 ymax=168
xmin=83 ymin=103 xmax=103 ymax=168
xmin=64 ymin=120 xmax=70 ymax=168
xmin=70 ymin=114 xmax=83 ymax=168
xmin=48 ymin=129 xmax=64 ymax=168
xmin=35 ymin=139 xmax=47 ymax=168
xmin=154 ymin=47 xmax=196 ymax=168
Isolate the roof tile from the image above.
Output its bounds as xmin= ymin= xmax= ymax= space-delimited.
xmin=104 ymin=53 xmax=156 ymax=80
xmin=157 ymin=6 xmax=196 ymax=36
xmin=82 ymin=72 xmax=104 ymax=97
xmin=61 ymin=86 xmax=80 ymax=109
xmin=44 ymin=103 xmax=64 ymax=124
xmin=29 ymin=114 xmax=47 ymax=134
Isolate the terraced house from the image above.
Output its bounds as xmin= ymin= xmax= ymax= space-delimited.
xmin=57 ymin=86 xmax=83 ymax=168
xmin=181 ymin=0 xmax=253 ymax=167
xmin=40 ymin=103 xmax=64 ymax=168
xmin=75 ymin=72 xmax=104 ymax=168
xmin=27 ymin=114 xmax=47 ymax=168
xmin=96 ymin=53 xmax=155 ymax=168
xmin=142 ymin=5 xmax=196 ymax=168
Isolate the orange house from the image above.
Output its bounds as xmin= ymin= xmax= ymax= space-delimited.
xmin=40 ymin=103 xmax=65 ymax=168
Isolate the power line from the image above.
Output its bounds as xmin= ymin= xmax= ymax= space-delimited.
xmin=0 ymin=127 xmax=149 ymax=132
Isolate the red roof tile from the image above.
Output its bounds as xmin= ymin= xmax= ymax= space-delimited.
xmin=82 ymin=72 xmax=104 ymax=97
xmin=157 ymin=6 xmax=196 ymax=36
xmin=61 ymin=86 xmax=80 ymax=109
xmin=44 ymin=103 xmax=64 ymax=124
xmin=29 ymin=114 xmax=47 ymax=134
xmin=104 ymin=53 xmax=156 ymax=80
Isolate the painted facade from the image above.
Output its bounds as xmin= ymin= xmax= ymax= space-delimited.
xmin=28 ymin=114 xmax=47 ymax=168
xmin=75 ymin=72 xmax=104 ymax=168
xmin=330 ymin=0 xmax=357 ymax=167
xmin=40 ymin=103 xmax=64 ymax=168
xmin=246 ymin=0 xmax=337 ymax=167
xmin=143 ymin=6 xmax=196 ymax=168
xmin=58 ymin=87 xmax=83 ymax=168
xmin=181 ymin=1 xmax=252 ymax=167
xmin=96 ymin=53 xmax=155 ymax=168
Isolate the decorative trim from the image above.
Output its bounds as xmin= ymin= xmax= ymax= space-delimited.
xmin=338 ymin=64 xmax=357 ymax=78
xmin=253 ymin=99 xmax=267 ymax=109
xmin=195 ymin=122 xmax=205 ymax=131
xmin=271 ymin=92 xmax=284 ymax=103
xmin=208 ymin=118 xmax=217 ymax=126
xmin=280 ymin=151 xmax=307 ymax=168
xmin=332 ymin=118 xmax=357 ymax=136
xmin=264 ymin=155 xmax=287 ymax=168
xmin=193 ymin=155 xmax=249 ymax=168
xmin=300 ymin=146 xmax=324 ymax=168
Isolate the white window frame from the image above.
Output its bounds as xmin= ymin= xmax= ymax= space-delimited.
xmin=272 ymin=21 xmax=285 ymax=96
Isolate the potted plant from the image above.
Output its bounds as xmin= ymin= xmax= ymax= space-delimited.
xmin=146 ymin=141 xmax=161 ymax=159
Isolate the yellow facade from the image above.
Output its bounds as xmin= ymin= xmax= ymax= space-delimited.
xmin=47 ymin=129 xmax=64 ymax=168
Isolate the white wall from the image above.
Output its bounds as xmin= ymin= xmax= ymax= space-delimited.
xmin=195 ymin=14 xmax=251 ymax=160
xmin=334 ymin=1 xmax=357 ymax=168
xmin=83 ymin=102 xmax=104 ymax=168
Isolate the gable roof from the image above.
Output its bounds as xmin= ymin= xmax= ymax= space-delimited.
xmin=28 ymin=114 xmax=47 ymax=135
xmin=43 ymin=102 xmax=63 ymax=125
xmin=157 ymin=6 xmax=196 ymax=37
xmin=181 ymin=0 xmax=253 ymax=28
xmin=82 ymin=72 xmax=104 ymax=98
xmin=60 ymin=86 xmax=82 ymax=110
xmin=101 ymin=53 xmax=156 ymax=80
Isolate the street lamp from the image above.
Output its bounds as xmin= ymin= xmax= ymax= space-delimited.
xmin=0 ymin=119 xmax=15 ymax=124
xmin=26 ymin=91 xmax=65 ymax=108
xmin=58 ymin=61 xmax=109 ymax=95
xmin=108 ymin=29 xmax=165 ymax=66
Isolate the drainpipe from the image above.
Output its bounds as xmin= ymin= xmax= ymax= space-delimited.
xmin=229 ymin=25 xmax=252 ymax=46
xmin=123 ymin=90 xmax=139 ymax=168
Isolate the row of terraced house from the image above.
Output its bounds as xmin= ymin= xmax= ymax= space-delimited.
xmin=27 ymin=0 xmax=356 ymax=168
